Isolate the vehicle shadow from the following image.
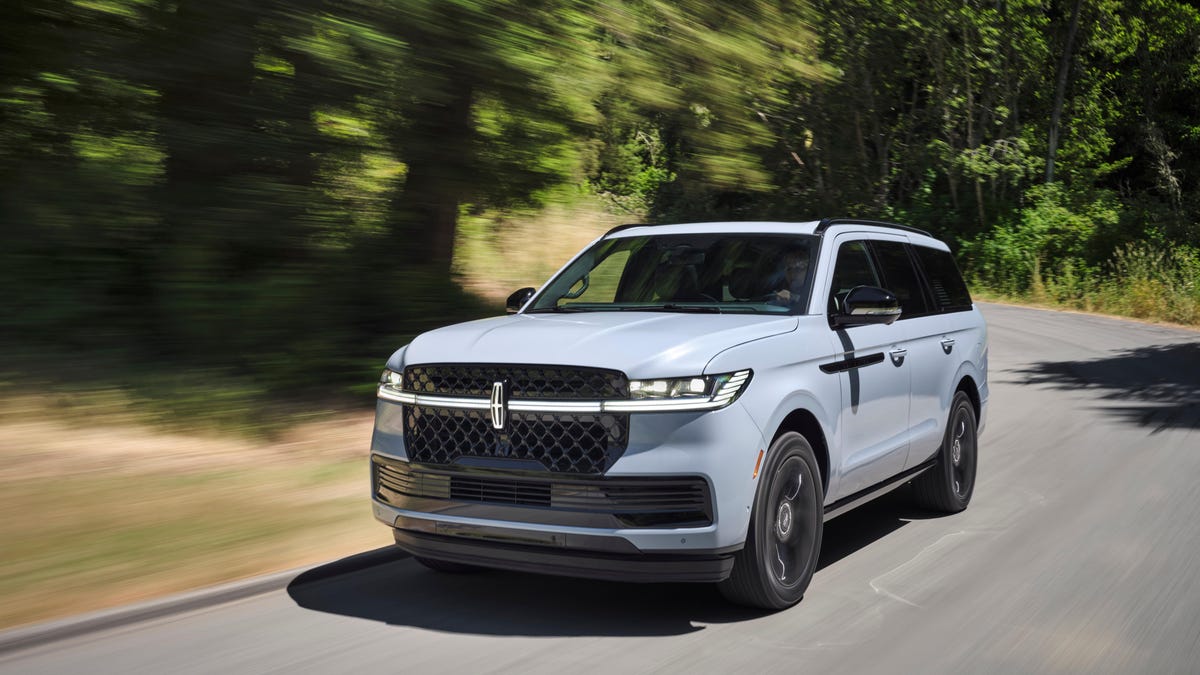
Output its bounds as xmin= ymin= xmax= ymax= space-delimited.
xmin=1015 ymin=342 xmax=1200 ymax=432
xmin=286 ymin=489 xmax=930 ymax=637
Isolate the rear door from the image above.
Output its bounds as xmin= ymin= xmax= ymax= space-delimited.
xmin=907 ymin=244 xmax=982 ymax=464
xmin=868 ymin=239 xmax=945 ymax=466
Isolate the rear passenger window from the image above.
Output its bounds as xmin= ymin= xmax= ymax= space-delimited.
xmin=870 ymin=241 xmax=930 ymax=319
xmin=828 ymin=241 xmax=881 ymax=313
xmin=913 ymin=246 xmax=973 ymax=312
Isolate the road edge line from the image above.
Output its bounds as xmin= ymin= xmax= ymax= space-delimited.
xmin=0 ymin=546 xmax=409 ymax=655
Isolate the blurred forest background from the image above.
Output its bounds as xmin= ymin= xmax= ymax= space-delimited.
xmin=4 ymin=0 xmax=1200 ymax=426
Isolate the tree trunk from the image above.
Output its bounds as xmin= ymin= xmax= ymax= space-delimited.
xmin=1046 ymin=0 xmax=1083 ymax=184
xmin=391 ymin=84 xmax=475 ymax=271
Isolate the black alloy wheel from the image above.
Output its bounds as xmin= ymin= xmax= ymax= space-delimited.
xmin=914 ymin=390 xmax=978 ymax=512
xmin=719 ymin=432 xmax=824 ymax=610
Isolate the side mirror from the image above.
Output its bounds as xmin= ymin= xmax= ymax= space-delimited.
xmin=506 ymin=287 xmax=536 ymax=314
xmin=832 ymin=286 xmax=901 ymax=328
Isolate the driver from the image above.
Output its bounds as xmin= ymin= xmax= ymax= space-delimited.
xmin=770 ymin=249 xmax=810 ymax=306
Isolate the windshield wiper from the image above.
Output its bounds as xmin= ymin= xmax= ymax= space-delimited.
xmin=532 ymin=304 xmax=726 ymax=314
xmin=526 ymin=306 xmax=589 ymax=313
xmin=617 ymin=304 xmax=723 ymax=314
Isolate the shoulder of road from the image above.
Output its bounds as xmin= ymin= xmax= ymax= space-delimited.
xmin=0 ymin=546 xmax=409 ymax=655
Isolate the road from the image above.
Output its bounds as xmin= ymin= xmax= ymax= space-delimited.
xmin=3 ymin=303 xmax=1199 ymax=674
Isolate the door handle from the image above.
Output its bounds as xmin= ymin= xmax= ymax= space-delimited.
xmin=940 ymin=338 xmax=956 ymax=354
xmin=889 ymin=348 xmax=907 ymax=366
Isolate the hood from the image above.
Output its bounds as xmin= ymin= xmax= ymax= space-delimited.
xmin=399 ymin=311 xmax=797 ymax=378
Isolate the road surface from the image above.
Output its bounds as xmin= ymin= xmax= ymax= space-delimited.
xmin=3 ymin=303 xmax=1198 ymax=674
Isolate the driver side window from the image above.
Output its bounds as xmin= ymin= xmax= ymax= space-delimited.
xmin=828 ymin=241 xmax=881 ymax=313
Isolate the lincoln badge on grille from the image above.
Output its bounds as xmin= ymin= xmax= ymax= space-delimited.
xmin=489 ymin=380 xmax=508 ymax=430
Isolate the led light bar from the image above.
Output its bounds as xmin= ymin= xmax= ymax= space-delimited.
xmin=377 ymin=370 xmax=752 ymax=414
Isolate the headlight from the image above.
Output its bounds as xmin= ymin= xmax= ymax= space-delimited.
xmin=607 ymin=370 xmax=752 ymax=411
xmin=629 ymin=376 xmax=712 ymax=399
xmin=379 ymin=368 xmax=402 ymax=387
xmin=377 ymin=368 xmax=413 ymax=403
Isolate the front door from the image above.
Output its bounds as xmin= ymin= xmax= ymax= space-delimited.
xmin=823 ymin=236 xmax=912 ymax=495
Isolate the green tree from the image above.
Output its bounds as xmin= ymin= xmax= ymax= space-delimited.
xmin=0 ymin=0 xmax=160 ymax=343
xmin=780 ymin=0 xmax=1050 ymax=234
xmin=377 ymin=0 xmax=604 ymax=271
xmin=600 ymin=0 xmax=827 ymax=219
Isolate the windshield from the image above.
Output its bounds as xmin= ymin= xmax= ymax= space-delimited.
xmin=528 ymin=233 xmax=819 ymax=314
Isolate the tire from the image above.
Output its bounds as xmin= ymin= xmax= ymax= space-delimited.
xmin=414 ymin=556 xmax=486 ymax=574
xmin=913 ymin=390 xmax=978 ymax=512
xmin=719 ymin=431 xmax=824 ymax=610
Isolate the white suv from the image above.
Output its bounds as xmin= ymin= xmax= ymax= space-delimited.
xmin=371 ymin=219 xmax=988 ymax=609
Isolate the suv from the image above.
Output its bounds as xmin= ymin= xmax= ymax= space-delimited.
xmin=370 ymin=219 xmax=988 ymax=609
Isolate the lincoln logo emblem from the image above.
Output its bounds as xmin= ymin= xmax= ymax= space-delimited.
xmin=490 ymin=381 xmax=508 ymax=430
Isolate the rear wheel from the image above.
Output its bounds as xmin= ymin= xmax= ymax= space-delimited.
xmin=414 ymin=556 xmax=486 ymax=574
xmin=719 ymin=432 xmax=824 ymax=610
xmin=913 ymin=391 xmax=978 ymax=512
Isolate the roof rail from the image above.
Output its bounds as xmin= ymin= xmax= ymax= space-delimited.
xmin=603 ymin=222 xmax=656 ymax=237
xmin=814 ymin=218 xmax=932 ymax=238
xmin=604 ymin=219 xmax=934 ymax=238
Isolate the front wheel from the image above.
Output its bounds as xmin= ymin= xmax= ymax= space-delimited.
xmin=913 ymin=391 xmax=978 ymax=512
xmin=719 ymin=432 xmax=824 ymax=610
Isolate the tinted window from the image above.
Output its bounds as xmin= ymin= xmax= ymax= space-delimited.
xmin=913 ymin=246 xmax=973 ymax=311
xmin=527 ymin=233 xmax=819 ymax=314
xmin=828 ymin=241 xmax=881 ymax=313
xmin=870 ymin=241 xmax=930 ymax=318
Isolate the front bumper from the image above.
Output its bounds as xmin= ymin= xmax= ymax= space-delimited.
xmin=392 ymin=518 xmax=737 ymax=583
xmin=370 ymin=397 xmax=767 ymax=572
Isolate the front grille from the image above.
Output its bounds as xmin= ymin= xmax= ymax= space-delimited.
xmin=403 ymin=364 xmax=628 ymax=400
xmin=373 ymin=457 xmax=713 ymax=528
xmin=403 ymin=406 xmax=628 ymax=474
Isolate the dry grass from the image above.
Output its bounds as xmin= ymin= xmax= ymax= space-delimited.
xmin=0 ymin=195 xmax=632 ymax=630
xmin=0 ymin=406 xmax=385 ymax=630
xmin=453 ymin=195 xmax=628 ymax=302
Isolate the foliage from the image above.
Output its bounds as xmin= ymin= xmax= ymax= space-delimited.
xmin=2 ymin=0 xmax=1200 ymax=431
xmin=1098 ymin=243 xmax=1200 ymax=324
xmin=601 ymin=1 xmax=826 ymax=199
xmin=587 ymin=122 xmax=676 ymax=214
xmin=962 ymin=183 xmax=1120 ymax=295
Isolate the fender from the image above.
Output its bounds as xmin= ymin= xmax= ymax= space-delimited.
xmin=705 ymin=323 xmax=844 ymax=503
xmin=945 ymin=340 xmax=986 ymax=415
xmin=754 ymin=389 xmax=842 ymax=504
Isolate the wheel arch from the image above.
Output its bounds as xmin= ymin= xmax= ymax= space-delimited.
xmin=947 ymin=349 xmax=986 ymax=430
xmin=955 ymin=374 xmax=981 ymax=424
xmin=771 ymin=409 xmax=830 ymax=494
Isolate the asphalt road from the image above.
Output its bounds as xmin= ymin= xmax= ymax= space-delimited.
xmin=3 ymin=303 xmax=1199 ymax=674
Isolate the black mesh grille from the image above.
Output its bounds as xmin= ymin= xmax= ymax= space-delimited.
xmin=403 ymin=406 xmax=629 ymax=474
xmin=373 ymin=457 xmax=713 ymax=527
xmin=403 ymin=364 xmax=627 ymax=400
